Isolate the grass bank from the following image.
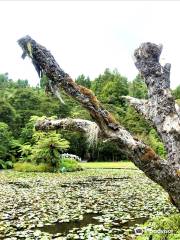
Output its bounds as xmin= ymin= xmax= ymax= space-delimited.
xmin=80 ymin=161 xmax=137 ymax=169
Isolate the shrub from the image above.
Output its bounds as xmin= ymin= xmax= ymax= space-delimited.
xmin=136 ymin=214 xmax=180 ymax=240
xmin=18 ymin=144 xmax=32 ymax=162
xmin=0 ymin=122 xmax=15 ymax=169
xmin=0 ymin=160 xmax=13 ymax=169
xmin=59 ymin=158 xmax=82 ymax=172
xmin=13 ymin=162 xmax=51 ymax=172
xmin=31 ymin=131 xmax=70 ymax=171
xmin=19 ymin=116 xmax=70 ymax=172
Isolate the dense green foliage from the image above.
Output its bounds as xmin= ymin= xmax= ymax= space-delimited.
xmin=173 ymin=85 xmax=180 ymax=100
xmin=18 ymin=116 xmax=70 ymax=171
xmin=75 ymin=74 xmax=91 ymax=88
xmin=0 ymin=122 xmax=15 ymax=169
xmin=91 ymin=68 xmax=128 ymax=104
xmin=147 ymin=129 xmax=166 ymax=158
xmin=59 ymin=158 xmax=82 ymax=172
xmin=137 ymin=214 xmax=180 ymax=240
xmin=0 ymin=70 xmax=178 ymax=170
xmin=129 ymin=74 xmax=148 ymax=99
xmin=31 ymin=130 xmax=69 ymax=171
xmin=13 ymin=162 xmax=51 ymax=172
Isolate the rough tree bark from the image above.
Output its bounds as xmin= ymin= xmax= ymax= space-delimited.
xmin=18 ymin=36 xmax=180 ymax=211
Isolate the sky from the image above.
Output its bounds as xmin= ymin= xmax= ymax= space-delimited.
xmin=0 ymin=1 xmax=180 ymax=89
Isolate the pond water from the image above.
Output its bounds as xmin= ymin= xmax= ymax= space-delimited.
xmin=37 ymin=213 xmax=100 ymax=235
xmin=37 ymin=212 xmax=148 ymax=236
xmin=0 ymin=169 xmax=177 ymax=239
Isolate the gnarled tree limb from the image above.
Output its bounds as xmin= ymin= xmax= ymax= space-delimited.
xmin=124 ymin=96 xmax=180 ymax=130
xmin=122 ymin=96 xmax=151 ymax=122
xmin=35 ymin=118 xmax=101 ymax=136
xmin=18 ymin=36 xmax=120 ymax=134
xmin=18 ymin=36 xmax=180 ymax=210
xmin=134 ymin=43 xmax=180 ymax=167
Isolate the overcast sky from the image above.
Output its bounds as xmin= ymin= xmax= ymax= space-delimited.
xmin=0 ymin=1 xmax=180 ymax=89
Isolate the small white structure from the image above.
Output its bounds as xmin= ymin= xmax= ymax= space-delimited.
xmin=61 ymin=153 xmax=81 ymax=162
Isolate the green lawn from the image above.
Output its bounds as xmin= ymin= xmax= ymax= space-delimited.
xmin=80 ymin=161 xmax=137 ymax=169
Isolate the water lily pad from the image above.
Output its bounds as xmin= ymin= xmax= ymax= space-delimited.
xmin=0 ymin=169 xmax=177 ymax=239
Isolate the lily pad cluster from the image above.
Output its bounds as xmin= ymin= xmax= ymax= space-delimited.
xmin=0 ymin=169 xmax=177 ymax=239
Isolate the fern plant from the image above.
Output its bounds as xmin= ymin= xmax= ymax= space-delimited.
xmin=18 ymin=116 xmax=70 ymax=172
xmin=31 ymin=131 xmax=70 ymax=171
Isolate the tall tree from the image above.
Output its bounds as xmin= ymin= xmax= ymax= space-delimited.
xmin=92 ymin=68 xmax=129 ymax=103
xmin=75 ymin=74 xmax=91 ymax=88
xmin=0 ymin=73 xmax=11 ymax=88
xmin=15 ymin=79 xmax=29 ymax=88
xmin=0 ymin=100 xmax=17 ymax=131
xmin=129 ymin=74 xmax=148 ymax=99
xmin=9 ymin=88 xmax=42 ymax=135
xmin=18 ymin=36 xmax=180 ymax=211
xmin=0 ymin=122 xmax=14 ymax=168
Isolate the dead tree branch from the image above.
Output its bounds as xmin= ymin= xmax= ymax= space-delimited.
xmin=134 ymin=43 xmax=180 ymax=167
xmin=35 ymin=118 xmax=101 ymax=136
xmin=18 ymin=36 xmax=180 ymax=210
xmin=122 ymin=96 xmax=151 ymax=122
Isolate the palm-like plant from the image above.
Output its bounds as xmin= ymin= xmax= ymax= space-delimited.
xmin=31 ymin=131 xmax=70 ymax=171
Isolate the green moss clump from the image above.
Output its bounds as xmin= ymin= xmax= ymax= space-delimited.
xmin=136 ymin=214 xmax=180 ymax=240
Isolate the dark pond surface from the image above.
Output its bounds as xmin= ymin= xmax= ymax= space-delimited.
xmin=37 ymin=213 xmax=100 ymax=235
xmin=37 ymin=212 xmax=148 ymax=236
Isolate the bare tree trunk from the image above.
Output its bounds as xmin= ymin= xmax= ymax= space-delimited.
xmin=18 ymin=36 xmax=180 ymax=211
